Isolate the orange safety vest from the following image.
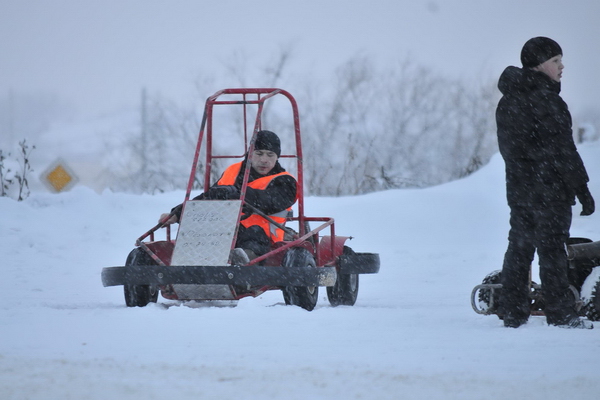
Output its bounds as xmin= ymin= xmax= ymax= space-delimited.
xmin=216 ymin=162 xmax=295 ymax=243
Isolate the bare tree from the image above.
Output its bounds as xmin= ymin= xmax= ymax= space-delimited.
xmin=103 ymin=92 xmax=200 ymax=194
xmin=99 ymin=51 xmax=509 ymax=197
xmin=299 ymin=56 xmax=500 ymax=195
xmin=0 ymin=139 xmax=35 ymax=201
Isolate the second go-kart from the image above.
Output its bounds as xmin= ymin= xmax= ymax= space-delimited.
xmin=471 ymin=237 xmax=600 ymax=320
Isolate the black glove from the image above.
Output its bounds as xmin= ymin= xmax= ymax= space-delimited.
xmin=205 ymin=185 xmax=240 ymax=200
xmin=576 ymin=185 xmax=595 ymax=216
xmin=170 ymin=203 xmax=183 ymax=221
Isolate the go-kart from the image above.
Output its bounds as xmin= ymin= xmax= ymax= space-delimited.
xmin=471 ymin=237 xmax=600 ymax=320
xmin=101 ymin=88 xmax=380 ymax=311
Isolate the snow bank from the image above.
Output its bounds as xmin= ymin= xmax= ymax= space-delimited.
xmin=1 ymin=143 xmax=600 ymax=399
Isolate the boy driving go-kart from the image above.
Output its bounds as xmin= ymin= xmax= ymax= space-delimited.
xmin=101 ymin=88 xmax=380 ymax=311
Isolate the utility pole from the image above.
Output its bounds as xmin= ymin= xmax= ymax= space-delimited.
xmin=141 ymin=87 xmax=148 ymax=184
xmin=7 ymin=89 xmax=15 ymax=148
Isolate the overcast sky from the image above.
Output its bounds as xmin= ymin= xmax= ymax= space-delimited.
xmin=1 ymin=0 xmax=599 ymax=119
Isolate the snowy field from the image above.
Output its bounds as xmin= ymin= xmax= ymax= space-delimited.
xmin=2 ymin=142 xmax=600 ymax=400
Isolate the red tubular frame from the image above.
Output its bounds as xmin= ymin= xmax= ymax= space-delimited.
xmin=136 ymin=88 xmax=346 ymax=271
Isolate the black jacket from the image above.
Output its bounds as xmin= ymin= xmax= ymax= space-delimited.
xmin=496 ymin=66 xmax=589 ymax=206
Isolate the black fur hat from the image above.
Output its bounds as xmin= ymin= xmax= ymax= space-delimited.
xmin=521 ymin=37 xmax=562 ymax=68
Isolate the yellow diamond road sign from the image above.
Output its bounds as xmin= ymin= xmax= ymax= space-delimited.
xmin=42 ymin=159 xmax=79 ymax=193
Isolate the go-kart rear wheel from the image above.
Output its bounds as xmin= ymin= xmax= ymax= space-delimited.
xmin=327 ymin=246 xmax=359 ymax=306
xmin=124 ymin=247 xmax=158 ymax=307
xmin=282 ymin=247 xmax=318 ymax=311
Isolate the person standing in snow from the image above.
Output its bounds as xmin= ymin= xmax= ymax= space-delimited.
xmin=496 ymin=37 xmax=595 ymax=329
xmin=160 ymin=130 xmax=298 ymax=265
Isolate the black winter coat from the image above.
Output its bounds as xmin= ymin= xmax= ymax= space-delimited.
xmin=496 ymin=66 xmax=589 ymax=207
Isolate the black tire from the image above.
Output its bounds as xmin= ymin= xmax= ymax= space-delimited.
xmin=124 ymin=247 xmax=159 ymax=307
xmin=282 ymin=247 xmax=318 ymax=311
xmin=478 ymin=270 xmax=503 ymax=316
xmin=584 ymin=272 xmax=600 ymax=321
xmin=567 ymin=237 xmax=595 ymax=292
xmin=327 ymin=246 xmax=359 ymax=306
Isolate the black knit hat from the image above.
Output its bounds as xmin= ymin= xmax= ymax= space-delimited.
xmin=521 ymin=37 xmax=562 ymax=68
xmin=253 ymin=130 xmax=281 ymax=157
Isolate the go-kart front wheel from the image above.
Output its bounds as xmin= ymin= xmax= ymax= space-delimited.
xmin=477 ymin=270 xmax=503 ymax=318
xmin=124 ymin=247 xmax=158 ymax=307
xmin=282 ymin=247 xmax=318 ymax=311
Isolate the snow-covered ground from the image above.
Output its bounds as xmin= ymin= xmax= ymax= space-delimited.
xmin=2 ymin=142 xmax=600 ymax=399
